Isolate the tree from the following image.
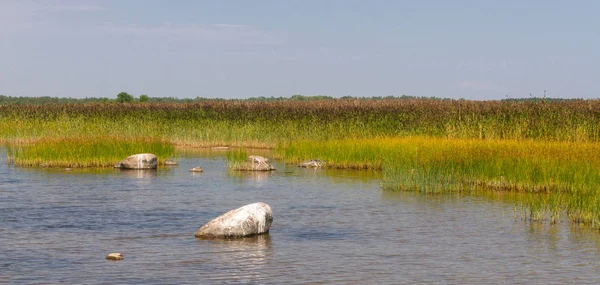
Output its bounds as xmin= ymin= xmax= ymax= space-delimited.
xmin=116 ymin=92 xmax=134 ymax=103
xmin=139 ymin=94 xmax=149 ymax=102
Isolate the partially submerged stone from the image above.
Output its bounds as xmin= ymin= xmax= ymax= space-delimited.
xmin=106 ymin=252 xmax=124 ymax=261
xmin=189 ymin=166 xmax=203 ymax=172
xmin=232 ymin=155 xmax=275 ymax=171
xmin=195 ymin=202 xmax=273 ymax=238
xmin=165 ymin=160 xmax=178 ymax=166
xmin=211 ymin=146 xmax=230 ymax=150
xmin=115 ymin=153 xmax=157 ymax=169
xmin=298 ymin=159 xmax=325 ymax=168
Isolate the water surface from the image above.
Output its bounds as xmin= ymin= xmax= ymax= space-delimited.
xmin=1 ymin=149 xmax=600 ymax=284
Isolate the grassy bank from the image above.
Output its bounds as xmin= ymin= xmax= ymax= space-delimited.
xmin=277 ymin=137 xmax=600 ymax=228
xmin=7 ymin=137 xmax=174 ymax=168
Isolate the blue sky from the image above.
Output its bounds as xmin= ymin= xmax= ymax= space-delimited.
xmin=1 ymin=0 xmax=599 ymax=99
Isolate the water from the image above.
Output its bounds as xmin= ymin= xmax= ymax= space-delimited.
xmin=2 ymin=148 xmax=600 ymax=284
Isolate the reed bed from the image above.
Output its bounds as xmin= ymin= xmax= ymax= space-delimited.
xmin=6 ymin=137 xmax=174 ymax=168
xmin=278 ymin=137 xmax=600 ymax=228
xmin=2 ymin=99 xmax=600 ymax=147
xmin=2 ymin=99 xmax=600 ymax=229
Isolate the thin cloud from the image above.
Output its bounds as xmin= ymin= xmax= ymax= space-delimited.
xmin=102 ymin=22 xmax=287 ymax=45
xmin=0 ymin=1 xmax=105 ymax=34
xmin=52 ymin=5 xmax=105 ymax=12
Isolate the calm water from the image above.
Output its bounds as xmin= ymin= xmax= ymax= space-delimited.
xmin=2 ymin=148 xmax=600 ymax=284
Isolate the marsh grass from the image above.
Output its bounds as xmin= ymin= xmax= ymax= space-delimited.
xmin=226 ymin=149 xmax=249 ymax=170
xmin=3 ymin=99 xmax=600 ymax=147
xmin=7 ymin=137 xmax=174 ymax=168
xmin=278 ymin=137 xmax=600 ymax=228
xmin=3 ymin=100 xmax=600 ymax=229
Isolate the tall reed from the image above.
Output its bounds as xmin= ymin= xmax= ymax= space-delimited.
xmin=2 ymin=99 xmax=600 ymax=147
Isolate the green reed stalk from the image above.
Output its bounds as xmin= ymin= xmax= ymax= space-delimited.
xmin=7 ymin=137 xmax=174 ymax=168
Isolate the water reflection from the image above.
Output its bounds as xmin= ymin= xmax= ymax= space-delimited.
xmin=118 ymin=169 xmax=158 ymax=179
xmin=175 ymin=147 xmax=273 ymax=160
xmin=199 ymin=234 xmax=272 ymax=255
xmin=197 ymin=234 xmax=272 ymax=279
xmin=227 ymin=170 xmax=273 ymax=182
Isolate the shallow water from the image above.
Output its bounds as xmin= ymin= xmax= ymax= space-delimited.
xmin=1 ymin=148 xmax=600 ymax=284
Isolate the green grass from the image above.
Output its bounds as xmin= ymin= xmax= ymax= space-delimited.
xmin=7 ymin=137 xmax=174 ymax=168
xmin=3 ymin=99 xmax=600 ymax=230
xmin=226 ymin=148 xmax=249 ymax=169
xmin=277 ymin=137 xmax=600 ymax=229
xmin=3 ymin=99 xmax=600 ymax=148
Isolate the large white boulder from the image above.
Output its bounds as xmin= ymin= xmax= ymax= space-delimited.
xmin=115 ymin=153 xmax=157 ymax=169
xmin=195 ymin=202 xmax=273 ymax=238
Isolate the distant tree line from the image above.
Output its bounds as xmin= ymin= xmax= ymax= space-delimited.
xmin=0 ymin=93 xmax=585 ymax=105
xmin=0 ymin=93 xmax=446 ymax=105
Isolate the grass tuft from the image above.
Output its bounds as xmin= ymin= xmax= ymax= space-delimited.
xmin=7 ymin=137 xmax=174 ymax=168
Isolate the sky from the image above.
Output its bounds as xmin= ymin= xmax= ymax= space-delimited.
xmin=1 ymin=0 xmax=599 ymax=100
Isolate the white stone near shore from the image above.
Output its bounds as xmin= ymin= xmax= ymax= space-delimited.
xmin=211 ymin=146 xmax=230 ymax=150
xmin=189 ymin=166 xmax=203 ymax=172
xmin=232 ymin=156 xmax=276 ymax=171
xmin=195 ymin=202 xmax=273 ymax=238
xmin=106 ymin=252 xmax=124 ymax=261
xmin=114 ymin=153 xmax=157 ymax=169
xmin=298 ymin=159 xmax=325 ymax=168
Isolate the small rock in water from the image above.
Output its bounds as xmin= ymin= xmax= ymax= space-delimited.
xmin=115 ymin=153 xmax=157 ymax=169
xmin=298 ymin=159 xmax=324 ymax=168
xmin=164 ymin=160 xmax=178 ymax=166
xmin=232 ymin=155 xmax=275 ymax=171
xmin=63 ymin=168 xmax=73 ymax=171
xmin=106 ymin=252 xmax=124 ymax=261
xmin=195 ymin=202 xmax=273 ymax=238
xmin=189 ymin=166 xmax=203 ymax=172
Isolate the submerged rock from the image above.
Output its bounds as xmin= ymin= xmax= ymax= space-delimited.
xmin=189 ymin=166 xmax=203 ymax=172
xmin=106 ymin=252 xmax=124 ymax=261
xmin=195 ymin=202 xmax=273 ymax=238
xmin=211 ymin=146 xmax=230 ymax=150
xmin=232 ymin=155 xmax=275 ymax=171
xmin=115 ymin=153 xmax=157 ymax=169
xmin=164 ymin=160 xmax=178 ymax=166
xmin=298 ymin=159 xmax=325 ymax=168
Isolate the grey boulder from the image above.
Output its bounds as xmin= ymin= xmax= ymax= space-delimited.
xmin=195 ymin=202 xmax=273 ymax=238
xmin=298 ymin=159 xmax=325 ymax=168
xmin=115 ymin=153 xmax=157 ymax=169
xmin=189 ymin=166 xmax=203 ymax=172
xmin=232 ymin=155 xmax=275 ymax=171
